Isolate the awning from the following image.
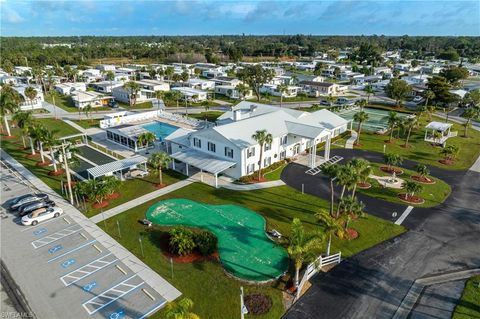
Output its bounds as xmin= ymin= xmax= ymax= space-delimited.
xmin=171 ymin=149 xmax=236 ymax=174
xmin=86 ymin=155 xmax=147 ymax=179
xmin=425 ymin=121 xmax=452 ymax=132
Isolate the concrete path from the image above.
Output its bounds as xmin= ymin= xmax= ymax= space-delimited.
xmin=41 ymin=101 xmax=70 ymax=117
xmin=91 ymin=179 xmax=194 ymax=223
xmin=190 ymin=172 xmax=286 ymax=190
xmin=0 ymin=150 xmax=181 ymax=302
xmin=62 ymin=119 xmax=86 ymax=133
xmin=344 ymin=130 xmax=357 ymax=149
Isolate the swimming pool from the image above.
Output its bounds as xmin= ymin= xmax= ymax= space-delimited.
xmin=337 ymin=107 xmax=411 ymax=132
xmin=141 ymin=121 xmax=179 ymax=140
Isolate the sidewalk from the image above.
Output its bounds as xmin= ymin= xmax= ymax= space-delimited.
xmin=190 ymin=172 xmax=286 ymax=190
xmin=63 ymin=119 xmax=86 ymax=133
xmin=91 ymin=179 xmax=194 ymax=223
xmin=0 ymin=150 xmax=181 ymax=302
xmin=345 ymin=130 xmax=357 ymax=149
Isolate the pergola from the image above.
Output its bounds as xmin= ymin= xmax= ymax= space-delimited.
xmin=86 ymin=155 xmax=148 ymax=180
xmin=424 ymin=121 xmax=454 ymax=146
xmin=58 ymin=132 xmax=89 ymax=144
xmin=170 ymin=149 xmax=236 ymax=188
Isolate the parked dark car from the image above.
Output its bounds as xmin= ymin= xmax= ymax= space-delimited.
xmin=18 ymin=200 xmax=55 ymax=217
xmin=10 ymin=193 xmax=49 ymax=210
xmin=320 ymin=100 xmax=333 ymax=106
xmin=108 ymin=100 xmax=119 ymax=108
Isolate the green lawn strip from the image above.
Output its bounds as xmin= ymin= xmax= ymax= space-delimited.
xmin=36 ymin=118 xmax=81 ymax=136
xmin=355 ymin=115 xmax=480 ymax=170
xmin=84 ymin=170 xmax=186 ymax=218
xmin=188 ymin=111 xmax=223 ymax=122
xmin=212 ymin=94 xmax=238 ymax=104
xmin=71 ymin=119 xmax=100 ymax=129
xmin=358 ymin=163 xmax=451 ymax=208
xmin=98 ymin=182 xmax=405 ymax=318
xmin=452 ymin=275 xmax=480 ymax=319
xmin=45 ymin=93 xmax=111 ymax=112
xmin=264 ymin=163 xmax=288 ymax=181
xmin=118 ymin=101 xmax=153 ymax=110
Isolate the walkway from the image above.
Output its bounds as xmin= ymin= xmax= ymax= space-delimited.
xmin=41 ymin=101 xmax=70 ymax=117
xmin=345 ymin=130 xmax=357 ymax=149
xmin=91 ymin=179 xmax=194 ymax=223
xmin=189 ymin=172 xmax=286 ymax=190
xmin=0 ymin=150 xmax=181 ymax=302
xmin=62 ymin=119 xmax=86 ymax=133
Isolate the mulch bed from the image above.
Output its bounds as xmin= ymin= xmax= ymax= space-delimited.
xmin=92 ymin=201 xmax=110 ymax=209
xmin=398 ymin=194 xmax=425 ymax=204
xmin=384 ymin=140 xmax=395 ymax=144
xmin=400 ymin=144 xmax=411 ymax=149
xmin=244 ymin=293 xmax=273 ymax=315
xmin=380 ymin=166 xmax=403 ymax=174
xmin=48 ymin=169 xmax=65 ymax=176
xmin=439 ymin=159 xmax=454 ymax=166
xmin=154 ymin=183 xmax=167 ymax=189
xmin=105 ymin=192 xmax=120 ymax=200
xmin=412 ymin=175 xmax=435 ymax=184
xmin=354 ymin=143 xmax=363 ymax=147
xmin=63 ymin=181 xmax=77 ymax=188
xmin=26 ymin=153 xmax=40 ymax=159
xmin=36 ymin=160 xmax=51 ymax=167
xmin=159 ymin=233 xmax=218 ymax=263
xmin=357 ymin=182 xmax=371 ymax=189
xmin=2 ymin=135 xmax=16 ymax=139
xmin=345 ymin=228 xmax=359 ymax=240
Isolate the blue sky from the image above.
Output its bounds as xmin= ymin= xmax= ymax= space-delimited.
xmin=1 ymin=0 xmax=479 ymax=36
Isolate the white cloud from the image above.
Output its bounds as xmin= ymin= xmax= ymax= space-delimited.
xmin=2 ymin=6 xmax=25 ymax=23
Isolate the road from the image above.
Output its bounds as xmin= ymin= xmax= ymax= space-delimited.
xmin=282 ymin=149 xmax=480 ymax=319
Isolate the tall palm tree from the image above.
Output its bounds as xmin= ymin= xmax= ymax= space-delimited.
xmin=462 ymin=107 xmax=480 ymax=137
xmin=335 ymin=164 xmax=357 ymax=217
xmin=384 ymin=153 xmax=403 ymax=171
xmin=105 ymin=71 xmax=115 ymax=91
xmin=387 ymin=111 xmax=398 ymax=142
xmin=12 ymin=111 xmax=33 ymax=148
xmin=170 ymin=90 xmax=182 ymax=109
xmin=355 ymin=98 xmax=367 ymax=111
xmin=83 ymin=104 xmax=93 ymax=123
xmin=251 ymin=129 xmax=273 ymax=181
xmin=165 ymin=297 xmax=199 ymax=319
xmin=316 ymin=211 xmax=341 ymax=256
xmin=364 ymin=85 xmax=374 ymax=104
xmin=440 ymin=145 xmax=459 ymax=162
xmin=424 ymin=89 xmax=435 ymax=107
xmin=123 ymin=81 xmax=141 ymax=107
xmin=148 ymin=152 xmax=172 ymax=186
xmin=24 ymin=86 xmax=38 ymax=111
xmin=277 ymin=84 xmax=288 ymax=107
xmin=235 ymin=83 xmax=250 ymax=100
xmin=403 ymin=116 xmax=418 ymax=147
xmin=403 ymin=181 xmax=423 ymax=201
xmin=321 ymin=163 xmax=339 ymax=216
xmin=287 ymin=218 xmax=324 ymax=289
xmin=353 ymin=111 xmax=369 ymax=145
xmin=0 ymin=84 xmax=21 ymax=136
xmin=154 ymin=90 xmax=165 ymax=110
xmin=49 ymin=89 xmax=60 ymax=119
xmin=137 ymin=132 xmax=156 ymax=154
xmin=43 ymin=129 xmax=60 ymax=172
xmin=102 ymin=176 xmax=121 ymax=197
xmin=348 ymin=158 xmax=372 ymax=197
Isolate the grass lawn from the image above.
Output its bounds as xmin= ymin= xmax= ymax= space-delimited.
xmin=452 ymin=275 xmax=480 ymax=319
xmin=118 ymin=101 xmax=153 ymax=110
xmin=98 ymin=182 xmax=405 ymax=319
xmin=359 ymin=162 xmax=451 ymax=208
xmin=71 ymin=119 xmax=100 ymax=129
xmin=45 ymin=93 xmax=111 ymax=112
xmin=36 ymin=118 xmax=81 ymax=136
xmin=212 ymin=94 xmax=238 ymax=104
xmin=264 ymin=163 xmax=288 ymax=181
xmin=355 ymin=115 xmax=480 ymax=170
xmin=188 ymin=111 xmax=223 ymax=122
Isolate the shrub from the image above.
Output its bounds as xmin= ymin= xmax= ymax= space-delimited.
xmin=169 ymin=227 xmax=196 ymax=256
xmin=194 ymin=231 xmax=217 ymax=255
xmin=238 ymin=160 xmax=287 ymax=183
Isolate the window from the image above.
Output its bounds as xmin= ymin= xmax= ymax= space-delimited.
xmin=225 ymin=147 xmax=234 ymax=158
xmin=279 ymin=150 xmax=286 ymax=160
xmin=281 ymin=135 xmax=288 ymax=145
xmin=264 ymin=143 xmax=271 ymax=151
xmin=247 ymin=147 xmax=255 ymax=158
xmin=107 ymin=131 xmax=113 ymax=139
xmin=246 ymin=163 xmax=255 ymax=174
xmin=207 ymin=142 xmax=216 ymax=153
xmin=193 ymin=137 xmax=201 ymax=148
xmin=264 ymin=157 xmax=272 ymax=167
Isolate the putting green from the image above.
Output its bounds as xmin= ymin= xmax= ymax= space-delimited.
xmin=146 ymin=199 xmax=288 ymax=282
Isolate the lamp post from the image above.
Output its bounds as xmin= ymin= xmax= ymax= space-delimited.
xmin=61 ymin=143 xmax=74 ymax=204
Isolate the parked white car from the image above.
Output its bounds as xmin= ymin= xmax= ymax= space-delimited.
xmin=21 ymin=207 xmax=64 ymax=226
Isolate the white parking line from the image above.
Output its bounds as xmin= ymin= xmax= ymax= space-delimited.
xmin=60 ymin=253 xmax=118 ymax=286
xmin=31 ymin=224 xmax=83 ymax=249
xmin=47 ymin=240 xmax=97 ymax=263
xmin=20 ymin=216 xmax=70 ymax=232
xmin=395 ymin=206 xmax=414 ymax=225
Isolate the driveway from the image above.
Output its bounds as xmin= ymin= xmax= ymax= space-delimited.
xmin=282 ymin=149 xmax=480 ymax=319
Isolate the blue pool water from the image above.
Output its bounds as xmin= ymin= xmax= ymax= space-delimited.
xmin=141 ymin=122 xmax=179 ymax=140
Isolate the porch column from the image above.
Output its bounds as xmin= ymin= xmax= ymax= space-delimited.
xmin=214 ymin=173 xmax=218 ymax=188
xmin=186 ymin=163 xmax=189 ymax=176
xmin=172 ymin=160 xmax=176 ymax=171
xmin=424 ymin=130 xmax=428 ymax=140
xmin=324 ymin=135 xmax=331 ymax=161
xmin=200 ymin=169 xmax=203 ymax=182
xmin=144 ymin=162 xmax=147 ymax=172
xmin=134 ymin=141 xmax=138 ymax=152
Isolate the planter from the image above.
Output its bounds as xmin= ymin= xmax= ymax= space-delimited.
xmin=398 ymin=194 xmax=425 ymax=205
xmin=380 ymin=166 xmax=403 ymax=175
xmin=92 ymin=200 xmax=110 ymax=209
xmin=154 ymin=183 xmax=167 ymax=189
xmin=357 ymin=182 xmax=372 ymax=189
xmin=36 ymin=160 xmax=51 ymax=167
xmin=48 ymin=169 xmax=65 ymax=176
xmin=159 ymin=234 xmax=218 ymax=263
xmin=105 ymin=192 xmax=120 ymax=200
xmin=411 ymin=175 xmax=435 ymax=184
xmin=345 ymin=228 xmax=359 ymax=240
xmin=26 ymin=153 xmax=40 ymax=159
xmin=439 ymin=159 xmax=454 ymax=166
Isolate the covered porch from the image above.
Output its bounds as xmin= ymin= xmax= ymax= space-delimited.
xmin=424 ymin=121 xmax=457 ymax=147
xmin=86 ymin=155 xmax=148 ymax=180
xmin=170 ymin=149 xmax=236 ymax=188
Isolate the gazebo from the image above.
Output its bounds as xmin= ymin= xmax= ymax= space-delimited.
xmin=424 ymin=121 xmax=457 ymax=147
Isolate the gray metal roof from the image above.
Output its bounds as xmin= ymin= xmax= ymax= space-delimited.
xmin=86 ymin=155 xmax=148 ymax=178
xmin=171 ymin=149 xmax=236 ymax=174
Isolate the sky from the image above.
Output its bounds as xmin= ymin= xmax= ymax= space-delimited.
xmin=1 ymin=0 xmax=479 ymax=36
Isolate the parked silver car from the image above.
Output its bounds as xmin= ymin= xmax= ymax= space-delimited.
xmin=9 ymin=193 xmax=49 ymax=211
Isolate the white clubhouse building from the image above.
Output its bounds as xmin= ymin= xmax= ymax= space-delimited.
xmin=165 ymin=102 xmax=348 ymax=184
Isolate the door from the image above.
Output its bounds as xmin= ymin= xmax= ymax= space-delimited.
xmin=293 ymin=144 xmax=300 ymax=155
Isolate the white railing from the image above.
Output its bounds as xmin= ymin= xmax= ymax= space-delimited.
xmin=448 ymin=131 xmax=458 ymax=137
xmin=294 ymin=252 xmax=341 ymax=302
xmin=100 ymin=110 xmax=160 ymax=128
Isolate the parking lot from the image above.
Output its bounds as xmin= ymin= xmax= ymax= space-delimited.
xmin=1 ymin=164 xmax=176 ymax=319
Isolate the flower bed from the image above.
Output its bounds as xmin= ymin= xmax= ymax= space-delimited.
xmin=398 ymin=194 xmax=425 ymax=204
xmin=36 ymin=160 xmax=51 ymax=167
xmin=380 ymin=166 xmax=403 ymax=174
xmin=345 ymin=228 xmax=359 ymax=240
xmin=357 ymin=182 xmax=372 ymax=189
xmin=48 ymin=169 xmax=65 ymax=176
xmin=106 ymin=192 xmax=120 ymax=200
xmin=158 ymin=232 xmax=218 ymax=264
xmin=92 ymin=201 xmax=109 ymax=209
xmin=411 ymin=175 xmax=435 ymax=184
xmin=244 ymin=293 xmax=272 ymax=315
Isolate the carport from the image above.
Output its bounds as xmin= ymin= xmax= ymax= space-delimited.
xmin=86 ymin=155 xmax=148 ymax=180
xmin=170 ymin=149 xmax=236 ymax=188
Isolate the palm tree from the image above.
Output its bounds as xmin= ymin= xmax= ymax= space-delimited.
xmin=426 ymin=105 xmax=436 ymax=120
xmin=137 ymin=132 xmax=156 ymax=154
xmin=440 ymin=145 xmax=459 ymax=162
xmin=321 ymin=163 xmax=339 ymax=216
xmin=403 ymin=181 xmax=423 ymax=201
xmin=83 ymin=104 xmax=93 ymax=123
xmin=105 ymin=71 xmax=115 ymax=91
xmin=462 ymin=107 xmax=480 ymax=137
xmin=349 ymin=158 xmax=372 ymax=196
xmin=28 ymin=123 xmax=45 ymax=159
xmin=235 ymin=83 xmax=250 ymax=100
xmin=81 ymin=179 xmax=110 ymax=205
xmin=251 ymin=129 xmax=273 ymax=181
xmin=403 ymin=116 xmax=418 ymax=147
xmin=338 ymin=195 xmax=365 ymax=223
xmin=416 ymin=105 xmax=426 ymax=119
xmin=287 ymin=218 xmax=324 ymax=289
xmin=353 ymin=111 xmax=369 ymax=145
xmin=316 ymin=211 xmax=341 ymax=256
xmin=277 ymin=84 xmax=288 ymax=107
xmin=364 ymin=85 xmax=374 ymax=104
xmin=49 ymin=89 xmax=60 ymax=119
xmin=43 ymin=129 xmax=60 ymax=172
xmin=148 ymin=152 xmax=172 ymax=186
xmin=387 ymin=111 xmax=398 ymax=142
xmin=0 ymin=84 xmax=21 ymax=136
xmin=170 ymin=90 xmax=182 ymax=109
xmin=154 ymin=90 xmax=165 ymax=110
xmin=355 ymin=98 xmax=367 ymax=110
xmin=24 ymin=86 xmax=37 ymax=111
xmin=424 ymin=89 xmax=435 ymax=107
xmin=102 ymin=176 xmax=121 ymax=197
xmin=415 ymin=164 xmax=430 ymax=179
xmin=334 ymin=164 xmax=357 ymax=217
xmin=384 ymin=153 xmax=403 ymax=171
xmin=12 ymin=111 xmax=33 ymax=148
xmin=123 ymin=81 xmax=141 ymax=107
xmin=165 ymin=297 xmax=199 ymax=319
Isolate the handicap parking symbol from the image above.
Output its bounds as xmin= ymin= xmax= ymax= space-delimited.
xmin=109 ymin=309 xmax=125 ymax=319
xmin=48 ymin=244 xmax=63 ymax=254
xmin=33 ymin=228 xmax=47 ymax=236
xmin=82 ymin=281 xmax=97 ymax=292
xmin=61 ymin=259 xmax=75 ymax=268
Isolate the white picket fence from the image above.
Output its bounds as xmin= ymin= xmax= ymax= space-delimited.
xmin=294 ymin=252 xmax=342 ymax=302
